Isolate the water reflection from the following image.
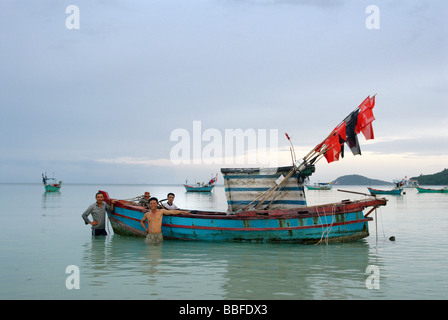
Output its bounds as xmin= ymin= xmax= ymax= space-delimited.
xmin=41 ymin=191 xmax=61 ymax=209
xmin=219 ymin=241 xmax=385 ymax=299
xmin=81 ymin=235 xmax=227 ymax=299
xmin=184 ymin=191 xmax=219 ymax=211
xmin=80 ymin=234 xmax=384 ymax=299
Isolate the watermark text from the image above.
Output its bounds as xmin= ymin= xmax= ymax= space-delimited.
xmin=365 ymin=265 xmax=380 ymax=289
xmin=365 ymin=5 xmax=380 ymax=29
xmin=170 ymin=121 xmax=278 ymax=166
xmin=66 ymin=5 xmax=80 ymax=30
xmin=65 ymin=265 xmax=80 ymax=290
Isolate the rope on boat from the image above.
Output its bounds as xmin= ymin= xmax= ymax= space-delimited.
xmin=315 ymin=204 xmax=337 ymax=245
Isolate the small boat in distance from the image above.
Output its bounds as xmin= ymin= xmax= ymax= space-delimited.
xmin=416 ymin=186 xmax=448 ymax=193
xmin=42 ymin=173 xmax=62 ymax=192
xmin=184 ymin=174 xmax=218 ymax=193
xmin=394 ymin=176 xmax=419 ymax=188
xmin=368 ymin=187 xmax=402 ymax=196
xmin=305 ymin=183 xmax=332 ymax=190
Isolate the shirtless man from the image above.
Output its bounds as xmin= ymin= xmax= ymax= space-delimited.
xmin=140 ymin=197 xmax=190 ymax=244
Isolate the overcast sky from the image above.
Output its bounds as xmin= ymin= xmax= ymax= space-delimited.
xmin=0 ymin=0 xmax=447 ymax=184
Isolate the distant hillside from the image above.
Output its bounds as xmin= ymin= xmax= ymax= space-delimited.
xmin=410 ymin=169 xmax=448 ymax=185
xmin=332 ymin=174 xmax=393 ymax=186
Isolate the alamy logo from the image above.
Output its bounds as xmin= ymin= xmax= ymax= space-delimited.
xmin=365 ymin=265 xmax=380 ymax=289
xmin=66 ymin=5 xmax=80 ymax=30
xmin=65 ymin=265 xmax=80 ymax=290
xmin=170 ymin=121 xmax=279 ymax=167
xmin=365 ymin=5 xmax=380 ymax=30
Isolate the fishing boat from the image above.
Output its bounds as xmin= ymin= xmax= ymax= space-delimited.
xmin=42 ymin=173 xmax=62 ymax=192
xmin=416 ymin=186 xmax=448 ymax=193
xmin=184 ymin=183 xmax=215 ymax=192
xmin=393 ymin=176 xmax=419 ymax=188
xmin=101 ymin=162 xmax=386 ymax=243
xmin=305 ymin=183 xmax=332 ymax=190
xmin=367 ymin=187 xmax=402 ymax=196
xmin=184 ymin=174 xmax=218 ymax=192
xmin=100 ymin=187 xmax=386 ymax=243
xmin=101 ymin=95 xmax=386 ymax=243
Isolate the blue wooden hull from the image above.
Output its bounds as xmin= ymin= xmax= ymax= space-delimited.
xmin=306 ymin=185 xmax=332 ymax=190
xmin=102 ymin=191 xmax=387 ymax=243
xmin=162 ymin=211 xmax=371 ymax=243
xmin=184 ymin=184 xmax=215 ymax=192
xmin=44 ymin=183 xmax=62 ymax=192
xmin=416 ymin=187 xmax=448 ymax=193
xmin=368 ymin=187 xmax=402 ymax=195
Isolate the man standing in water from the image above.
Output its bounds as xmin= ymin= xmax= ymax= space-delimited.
xmin=140 ymin=197 xmax=190 ymax=244
xmin=82 ymin=192 xmax=117 ymax=236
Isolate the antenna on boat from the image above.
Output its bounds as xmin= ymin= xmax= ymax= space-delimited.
xmin=285 ymin=132 xmax=297 ymax=166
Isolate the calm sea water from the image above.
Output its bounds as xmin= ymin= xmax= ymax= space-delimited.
xmin=0 ymin=183 xmax=447 ymax=300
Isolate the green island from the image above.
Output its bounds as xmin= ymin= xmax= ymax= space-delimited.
xmin=331 ymin=169 xmax=448 ymax=186
xmin=410 ymin=168 xmax=448 ymax=185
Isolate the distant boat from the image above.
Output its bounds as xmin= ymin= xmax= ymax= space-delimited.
xmin=306 ymin=183 xmax=332 ymax=190
xmin=416 ymin=186 xmax=448 ymax=193
xmin=368 ymin=187 xmax=402 ymax=195
xmin=393 ymin=176 xmax=419 ymax=188
xmin=184 ymin=184 xmax=215 ymax=192
xmin=184 ymin=174 xmax=218 ymax=192
xmin=42 ymin=173 xmax=62 ymax=192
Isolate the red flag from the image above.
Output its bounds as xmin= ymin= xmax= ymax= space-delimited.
xmin=313 ymin=121 xmax=347 ymax=163
xmin=360 ymin=123 xmax=374 ymax=140
xmin=357 ymin=96 xmax=371 ymax=112
xmin=356 ymin=96 xmax=375 ymax=140
xmin=356 ymin=107 xmax=374 ymax=130
xmin=323 ymin=133 xmax=342 ymax=163
xmin=334 ymin=122 xmax=346 ymax=142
